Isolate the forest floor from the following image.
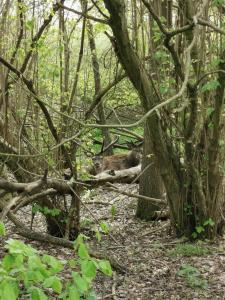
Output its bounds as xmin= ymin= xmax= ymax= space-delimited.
xmin=1 ymin=183 xmax=225 ymax=299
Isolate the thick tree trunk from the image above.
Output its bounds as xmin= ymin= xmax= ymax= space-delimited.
xmin=103 ymin=0 xmax=225 ymax=239
xmin=137 ymin=0 xmax=169 ymax=220
xmin=137 ymin=124 xmax=164 ymax=220
xmin=104 ymin=0 xmax=183 ymax=231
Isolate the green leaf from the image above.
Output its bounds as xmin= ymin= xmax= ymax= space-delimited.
xmin=25 ymin=270 xmax=45 ymax=284
xmin=196 ymin=226 xmax=205 ymax=234
xmin=111 ymin=205 xmax=117 ymax=218
xmin=191 ymin=232 xmax=198 ymax=239
xmin=68 ymin=259 xmax=77 ymax=268
xmin=159 ymin=85 xmax=168 ymax=95
xmin=0 ymin=281 xmax=19 ymax=300
xmin=87 ymin=291 xmax=98 ymax=300
xmin=211 ymin=57 xmax=225 ymax=67
xmin=42 ymin=255 xmax=64 ymax=273
xmin=81 ymin=260 xmax=97 ymax=279
xmin=206 ymin=107 xmax=214 ymax=117
xmin=72 ymin=272 xmax=89 ymax=292
xmin=68 ymin=286 xmax=80 ymax=300
xmin=178 ymin=264 xmax=199 ymax=276
xmin=98 ymin=260 xmax=113 ymax=276
xmin=203 ymin=218 xmax=215 ymax=227
xmin=95 ymin=230 xmax=101 ymax=243
xmin=30 ymin=287 xmax=48 ymax=300
xmin=201 ymin=80 xmax=220 ymax=93
xmin=28 ymin=256 xmax=44 ymax=272
xmin=78 ymin=244 xmax=89 ymax=259
xmin=25 ymin=19 xmax=34 ymax=30
xmin=100 ymin=222 xmax=109 ymax=234
xmin=74 ymin=234 xmax=85 ymax=250
xmin=2 ymin=255 xmax=15 ymax=270
xmin=43 ymin=276 xmax=62 ymax=293
xmin=6 ymin=239 xmax=36 ymax=256
xmin=212 ymin=0 xmax=225 ymax=7
xmin=52 ymin=277 xmax=62 ymax=293
xmin=0 ymin=222 xmax=5 ymax=236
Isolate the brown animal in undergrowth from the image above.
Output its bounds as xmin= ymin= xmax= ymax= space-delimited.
xmin=90 ymin=148 xmax=142 ymax=175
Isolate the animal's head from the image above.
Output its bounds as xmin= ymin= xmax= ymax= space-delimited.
xmin=92 ymin=155 xmax=103 ymax=174
xmin=127 ymin=141 xmax=143 ymax=161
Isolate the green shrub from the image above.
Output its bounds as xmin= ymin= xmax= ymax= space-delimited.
xmin=0 ymin=230 xmax=112 ymax=300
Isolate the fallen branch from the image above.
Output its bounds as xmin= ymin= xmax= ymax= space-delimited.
xmin=140 ymin=222 xmax=169 ymax=237
xmin=13 ymin=188 xmax=57 ymax=212
xmin=86 ymin=165 xmax=142 ymax=185
xmin=0 ymin=177 xmax=86 ymax=195
xmin=84 ymin=201 xmax=111 ymax=206
xmin=105 ymin=183 xmax=166 ymax=207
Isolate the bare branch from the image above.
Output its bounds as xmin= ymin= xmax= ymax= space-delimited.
xmin=105 ymin=183 xmax=166 ymax=206
xmin=198 ymin=18 xmax=225 ymax=35
xmin=90 ymin=0 xmax=109 ymax=19
xmin=60 ymin=4 xmax=108 ymax=24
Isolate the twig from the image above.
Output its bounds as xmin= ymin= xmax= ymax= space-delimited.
xmin=60 ymin=4 xmax=108 ymax=24
xmin=198 ymin=18 xmax=225 ymax=35
xmin=196 ymin=70 xmax=225 ymax=86
xmin=13 ymin=188 xmax=57 ymax=212
xmin=84 ymin=201 xmax=111 ymax=206
xmin=105 ymin=183 xmax=166 ymax=206
xmin=140 ymin=223 xmax=168 ymax=237
xmin=112 ymin=272 xmax=118 ymax=300
xmin=90 ymin=0 xmax=109 ymax=19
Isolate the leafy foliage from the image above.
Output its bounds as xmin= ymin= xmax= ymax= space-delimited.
xmin=32 ymin=204 xmax=61 ymax=217
xmin=191 ymin=218 xmax=215 ymax=239
xmin=201 ymin=80 xmax=220 ymax=93
xmin=177 ymin=264 xmax=208 ymax=289
xmin=0 ymin=234 xmax=112 ymax=299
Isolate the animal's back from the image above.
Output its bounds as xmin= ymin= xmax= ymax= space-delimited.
xmin=102 ymin=150 xmax=141 ymax=172
xmin=102 ymin=154 xmax=127 ymax=171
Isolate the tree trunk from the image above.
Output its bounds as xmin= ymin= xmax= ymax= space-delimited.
xmin=103 ymin=0 xmax=225 ymax=239
xmin=137 ymin=0 xmax=169 ymax=220
xmin=137 ymin=124 xmax=164 ymax=220
xmin=85 ymin=5 xmax=112 ymax=155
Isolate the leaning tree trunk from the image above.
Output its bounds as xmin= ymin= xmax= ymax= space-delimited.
xmin=104 ymin=0 xmax=183 ymax=233
xmin=103 ymin=0 xmax=225 ymax=239
xmin=137 ymin=123 xmax=164 ymax=220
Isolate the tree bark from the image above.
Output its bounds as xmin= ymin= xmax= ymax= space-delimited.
xmin=137 ymin=124 xmax=164 ymax=220
xmin=86 ymin=18 xmax=112 ymax=155
xmin=138 ymin=0 xmax=168 ymax=220
xmin=103 ymin=0 xmax=188 ymax=235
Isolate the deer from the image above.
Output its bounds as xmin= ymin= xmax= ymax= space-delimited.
xmin=89 ymin=138 xmax=142 ymax=175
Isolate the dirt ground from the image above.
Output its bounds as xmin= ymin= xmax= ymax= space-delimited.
xmin=1 ymin=183 xmax=225 ymax=299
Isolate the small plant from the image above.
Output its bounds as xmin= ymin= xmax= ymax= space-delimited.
xmin=192 ymin=218 xmax=215 ymax=239
xmin=32 ymin=204 xmax=61 ymax=217
xmin=168 ymin=243 xmax=210 ymax=257
xmin=0 ymin=222 xmax=5 ymax=236
xmin=177 ymin=264 xmax=208 ymax=289
xmin=0 ymin=231 xmax=112 ymax=299
xmin=110 ymin=204 xmax=117 ymax=220
xmin=81 ymin=217 xmax=93 ymax=227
